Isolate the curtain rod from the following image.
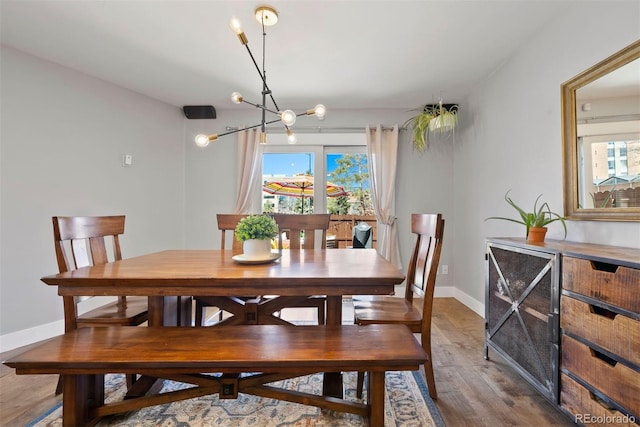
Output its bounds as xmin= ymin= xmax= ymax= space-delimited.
xmin=224 ymin=125 xmax=402 ymax=134
xmin=577 ymin=113 xmax=640 ymax=124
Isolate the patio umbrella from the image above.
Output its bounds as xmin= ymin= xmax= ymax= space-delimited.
xmin=263 ymin=174 xmax=348 ymax=214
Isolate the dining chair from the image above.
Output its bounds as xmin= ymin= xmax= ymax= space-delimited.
xmin=353 ymin=213 xmax=444 ymax=400
xmin=262 ymin=213 xmax=332 ymax=324
xmin=194 ymin=214 xmax=248 ymax=326
xmin=52 ymin=215 xmax=148 ymax=393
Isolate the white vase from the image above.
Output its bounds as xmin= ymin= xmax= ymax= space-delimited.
xmin=242 ymin=239 xmax=272 ymax=260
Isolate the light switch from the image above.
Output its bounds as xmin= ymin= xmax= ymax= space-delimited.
xmin=122 ymin=154 xmax=133 ymax=166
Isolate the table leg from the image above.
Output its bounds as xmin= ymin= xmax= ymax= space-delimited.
xmin=62 ymin=374 xmax=99 ymax=426
xmin=148 ymin=296 xmax=165 ymax=326
xmin=323 ymin=295 xmax=344 ymax=398
xmin=148 ymin=296 xmax=191 ymax=326
xmin=368 ymin=371 xmax=385 ymax=427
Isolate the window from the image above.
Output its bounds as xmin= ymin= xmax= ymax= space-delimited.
xmin=262 ymin=152 xmax=315 ymax=214
xmin=259 ymin=133 xmax=372 ymax=214
xmin=326 ymin=151 xmax=373 ymax=215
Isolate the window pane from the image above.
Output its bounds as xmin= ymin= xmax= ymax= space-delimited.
xmin=262 ymin=153 xmax=315 ymax=214
xmin=327 ymin=153 xmax=373 ymax=215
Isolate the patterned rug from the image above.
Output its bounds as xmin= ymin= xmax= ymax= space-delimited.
xmin=28 ymin=371 xmax=445 ymax=426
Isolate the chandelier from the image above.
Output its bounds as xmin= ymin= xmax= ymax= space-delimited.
xmin=195 ymin=5 xmax=326 ymax=148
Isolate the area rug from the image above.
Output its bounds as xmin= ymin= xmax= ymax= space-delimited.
xmin=28 ymin=371 xmax=445 ymax=426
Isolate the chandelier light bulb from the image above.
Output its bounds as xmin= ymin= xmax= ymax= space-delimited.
xmin=286 ymin=129 xmax=298 ymax=144
xmin=280 ymin=110 xmax=297 ymax=126
xmin=195 ymin=134 xmax=211 ymax=148
xmin=229 ymin=16 xmax=243 ymax=35
xmin=314 ymin=104 xmax=326 ymax=120
xmin=231 ymin=92 xmax=243 ymax=104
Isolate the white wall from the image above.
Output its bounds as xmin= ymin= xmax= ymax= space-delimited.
xmin=0 ymin=47 xmax=186 ymax=348
xmin=454 ymin=2 xmax=640 ymax=306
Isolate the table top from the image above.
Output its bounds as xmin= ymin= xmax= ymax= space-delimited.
xmin=41 ymin=249 xmax=405 ymax=297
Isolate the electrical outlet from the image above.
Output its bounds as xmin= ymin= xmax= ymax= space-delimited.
xmin=122 ymin=154 xmax=133 ymax=167
xmin=441 ymin=265 xmax=449 ymax=275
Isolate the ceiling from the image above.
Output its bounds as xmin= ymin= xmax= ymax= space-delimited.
xmin=1 ymin=1 xmax=573 ymax=113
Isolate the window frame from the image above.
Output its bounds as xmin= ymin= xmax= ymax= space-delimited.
xmin=257 ymin=133 xmax=366 ymax=214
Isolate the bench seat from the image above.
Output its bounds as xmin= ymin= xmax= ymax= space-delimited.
xmin=4 ymin=324 xmax=426 ymax=427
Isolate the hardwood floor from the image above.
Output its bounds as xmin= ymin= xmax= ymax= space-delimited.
xmin=429 ymin=298 xmax=573 ymax=426
xmin=0 ymin=298 xmax=574 ymax=426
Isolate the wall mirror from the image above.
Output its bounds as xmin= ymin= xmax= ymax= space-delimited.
xmin=562 ymin=40 xmax=640 ymax=221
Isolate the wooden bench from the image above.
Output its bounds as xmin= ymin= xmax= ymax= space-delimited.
xmin=4 ymin=324 xmax=426 ymax=427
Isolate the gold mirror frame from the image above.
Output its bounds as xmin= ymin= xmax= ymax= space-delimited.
xmin=562 ymin=40 xmax=640 ymax=221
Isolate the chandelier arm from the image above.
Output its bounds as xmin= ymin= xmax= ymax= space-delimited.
xmin=215 ymin=117 xmax=284 ymax=140
xmin=239 ymin=98 xmax=280 ymax=116
xmin=242 ymin=44 xmax=282 ymax=114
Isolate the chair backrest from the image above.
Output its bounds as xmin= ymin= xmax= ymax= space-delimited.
xmin=404 ymin=213 xmax=445 ymax=327
xmin=272 ymin=214 xmax=331 ymax=249
xmin=53 ymin=215 xmax=126 ymax=273
xmin=53 ymin=215 xmax=127 ymax=331
xmin=216 ymin=214 xmax=248 ymax=252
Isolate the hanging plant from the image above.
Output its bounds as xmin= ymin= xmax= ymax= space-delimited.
xmin=403 ymin=101 xmax=458 ymax=152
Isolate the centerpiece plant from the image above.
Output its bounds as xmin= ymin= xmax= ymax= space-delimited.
xmin=485 ymin=190 xmax=567 ymax=243
xmin=234 ymin=214 xmax=279 ymax=259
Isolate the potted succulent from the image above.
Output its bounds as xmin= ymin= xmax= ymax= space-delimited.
xmin=485 ymin=190 xmax=567 ymax=243
xmin=403 ymin=101 xmax=458 ymax=152
xmin=234 ymin=214 xmax=279 ymax=259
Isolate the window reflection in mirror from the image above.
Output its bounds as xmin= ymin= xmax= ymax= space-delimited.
xmin=562 ymin=40 xmax=640 ymax=221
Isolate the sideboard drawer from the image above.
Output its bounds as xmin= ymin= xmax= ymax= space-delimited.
xmin=561 ymin=335 xmax=639 ymax=415
xmin=562 ymin=257 xmax=640 ymax=313
xmin=560 ymin=373 xmax=636 ymax=427
xmin=561 ymin=296 xmax=640 ymax=366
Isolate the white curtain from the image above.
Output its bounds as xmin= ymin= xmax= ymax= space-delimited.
xmin=234 ymin=129 xmax=263 ymax=214
xmin=366 ymin=125 xmax=402 ymax=270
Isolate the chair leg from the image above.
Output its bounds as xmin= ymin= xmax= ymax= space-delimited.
xmin=126 ymin=374 xmax=137 ymax=389
xmin=424 ymin=359 xmax=438 ymax=400
xmin=195 ymin=300 xmax=204 ymax=327
xmin=55 ymin=375 xmax=63 ymax=395
xmin=356 ymin=371 xmax=365 ymax=399
xmin=317 ymin=301 xmax=325 ymax=325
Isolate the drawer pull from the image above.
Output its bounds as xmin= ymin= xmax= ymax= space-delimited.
xmin=589 ymin=261 xmax=619 ymax=273
xmin=589 ymin=304 xmax=618 ymax=320
xmin=588 ymin=391 xmax=615 ymax=410
xmin=589 ymin=348 xmax=617 ymax=367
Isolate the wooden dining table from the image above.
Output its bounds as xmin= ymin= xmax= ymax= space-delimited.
xmin=41 ymin=248 xmax=405 ymax=397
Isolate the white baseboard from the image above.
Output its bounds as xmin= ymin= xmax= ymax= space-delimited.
xmin=1 ymin=292 xmax=485 ymax=353
xmin=0 ymin=296 xmax=116 ymax=353
xmin=0 ymin=319 xmax=64 ymax=353
xmin=434 ymin=286 xmax=485 ymax=318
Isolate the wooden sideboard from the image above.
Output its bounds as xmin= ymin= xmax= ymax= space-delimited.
xmin=485 ymin=238 xmax=639 ymax=426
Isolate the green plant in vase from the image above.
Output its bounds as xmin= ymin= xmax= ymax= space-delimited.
xmin=485 ymin=190 xmax=567 ymax=242
xmin=235 ymin=215 xmax=279 ymax=259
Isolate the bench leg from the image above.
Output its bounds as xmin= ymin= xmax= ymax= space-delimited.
xmin=62 ymin=373 xmax=103 ymax=427
xmin=367 ymin=371 xmax=385 ymax=427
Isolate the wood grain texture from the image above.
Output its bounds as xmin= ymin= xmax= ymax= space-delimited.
xmin=42 ymin=249 xmax=405 ymax=297
xmin=1 ymin=299 xmax=575 ymax=426
xmin=5 ymin=325 xmax=425 ymax=374
xmin=560 ymin=373 xmax=636 ymax=427
xmin=561 ymin=295 xmax=640 ymax=366
xmin=562 ymin=256 xmax=640 ymax=313
xmin=561 ymin=335 xmax=639 ymax=414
